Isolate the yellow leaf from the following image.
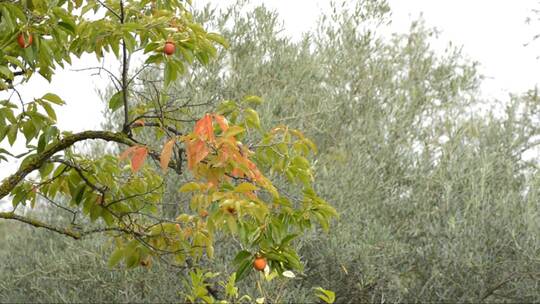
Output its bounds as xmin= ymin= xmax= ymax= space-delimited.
xmin=223 ymin=125 xmax=244 ymax=138
xmin=234 ymin=182 xmax=258 ymax=193
xmin=179 ymin=182 xmax=201 ymax=192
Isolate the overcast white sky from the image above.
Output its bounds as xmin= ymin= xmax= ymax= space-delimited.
xmin=1 ymin=0 xmax=540 ymax=184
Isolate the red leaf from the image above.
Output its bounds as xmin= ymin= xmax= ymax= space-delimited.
xmin=160 ymin=138 xmax=176 ymax=172
xmin=131 ymin=146 xmax=148 ymax=173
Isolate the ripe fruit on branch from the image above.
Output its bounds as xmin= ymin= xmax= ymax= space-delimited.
xmin=253 ymin=256 xmax=267 ymax=271
xmin=163 ymin=41 xmax=175 ymax=55
xmin=17 ymin=33 xmax=33 ymax=48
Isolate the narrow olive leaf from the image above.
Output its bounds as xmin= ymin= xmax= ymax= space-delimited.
xmin=160 ymin=138 xmax=176 ymax=172
xmin=130 ymin=146 xmax=148 ymax=173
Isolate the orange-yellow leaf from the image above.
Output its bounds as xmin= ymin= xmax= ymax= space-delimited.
xmin=213 ymin=114 xmax=229 ymax=132
xmin=160 ymin=138 xmax=176 ymax=172
xmin=231 ymin=167 xmax=244 ymax=178
xmin=216 ymin=145 xmax=230 ymax=166
xmin=234 ymin=182 xmax=258 ymax=192
xmin=131 ymin=146 xmax=148 ymax=173
xmin=133 ymin=119 xmax=145 ymax=127
xmin=245 ymin=191 xmax=257 ymax=200
xmin=194 ymin=114 xmax=215 ymax=141
xmin=119 ymin=146 xmax=138 ymax=161
xmin=187 ymin=140 xmax=209 ymax=170
xmin=207 ymin=169 xmax=220 ymax=188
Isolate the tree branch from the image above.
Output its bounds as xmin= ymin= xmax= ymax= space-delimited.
xmin=51 ymin=159 xmax=108 ymax=194
xmin=0 ymin=212 xmax=147 ymax=240
xmin=95 ymin=0 xmax=122 ymax=20
xmin=120 ymin=0 xmax=130 ymax=133
xmin=0 ymin=130 xmax=135 ymax=200
xmin=0 ymin=211 xmax=82 ymax=239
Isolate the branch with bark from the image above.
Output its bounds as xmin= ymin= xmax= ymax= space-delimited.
xmin=0 ymin=211 xmax=139 ymax=240
xmin=0 ymin=130 xmax=134 ymax=200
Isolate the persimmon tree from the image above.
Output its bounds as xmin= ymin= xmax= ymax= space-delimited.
xmin=0 ymin=0 xmax=336 ymax=301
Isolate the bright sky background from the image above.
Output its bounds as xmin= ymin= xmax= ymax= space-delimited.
xmin=2 ymin=0 xmax=540 ymax=199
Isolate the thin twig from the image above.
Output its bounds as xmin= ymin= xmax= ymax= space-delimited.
xmin=95 ymin=0 xmax=122 ymax=20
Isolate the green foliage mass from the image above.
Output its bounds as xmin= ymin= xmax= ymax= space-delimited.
xmin=1 ymin=0 xmax=539 ymax=302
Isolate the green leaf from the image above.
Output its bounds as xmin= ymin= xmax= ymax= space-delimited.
xmin=21 ymin=121 xmax=37 ymax=143
xmin=164 ymin=59 xmax=184 ymax=87
xmin=235 ymin=259 xmax=252 ymax=282
xmin=108 ymin=247 xmax=125 ymax=267
xmin=40 ymin=101 xmax=57 ymax=121
xmin=39 ymin=162 xmax=54 ymax=178
xmin=279 ymin=234 xmax=299 ymax=247
xmin=73 ymin=184 xmax=86 ymax=205
xmin=143 ymin=41 xmax=161 ymax=54
xmin=4 ymin=56 xmax=24 ymax=70
xmin=244 ymin=108 xmax=261 ymax=129
xmin=207 ymin=33 xmax=229 ymax=48
xmin=125 ymin=247 xmax=140 ymax=268
xmin=42 ymin=93 xmax=65 ymax=105
xmin=164 ymin=61 xmax=176 ymax=87
xmin=108 ymin=91 xmax=124 ymax=111
xmin=58 ymin=21 xmax=76 ymax=34
xmin=314 ymin=287 xmax=335 ymax=304
xmin=224 ymin=273 xmax=238 ymax=298
xmin=7 ymin=125 xmax=17 ymax=145
xmin=223 ymin=126 xmax=244 ymax=138
xmin=144 ymin=53 xmax=163 ymax=65
xmin=243 ymin=95 xmax=263 ymax=105
xmin=0 ymin=66 xmax=14 ymax=80
xmin=233 ymin=250 xmax=252 ymax=267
